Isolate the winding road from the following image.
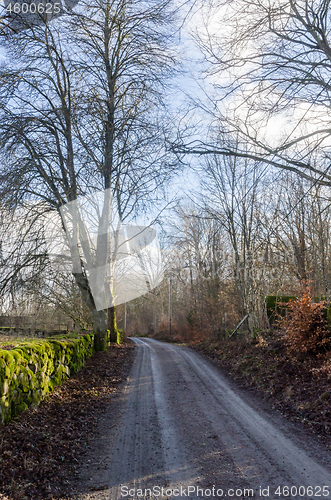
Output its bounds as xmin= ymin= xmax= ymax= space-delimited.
xmin=102 ymin=338 xmax=331 ymax=499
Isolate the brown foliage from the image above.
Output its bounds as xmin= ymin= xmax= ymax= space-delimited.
xmin=153 ymin=320 xmax=211 ymax=344
xmin=283 ymin=288 xmax=331 ymax=356
xmin=312 ymin=357 xmax=331 ymax=379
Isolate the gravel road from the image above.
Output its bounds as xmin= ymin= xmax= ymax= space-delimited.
xmin=84 ymin=338 xmax=331 ymax=500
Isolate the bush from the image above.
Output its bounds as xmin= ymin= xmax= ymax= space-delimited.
xmin=283 ymin=288 xmax=331 ymax=356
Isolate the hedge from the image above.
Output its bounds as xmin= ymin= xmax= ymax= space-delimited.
xmin=0 ymin=333 xmax=94 ymax=425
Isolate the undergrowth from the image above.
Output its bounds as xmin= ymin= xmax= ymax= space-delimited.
xmin=282 ymin=287 xmax=331 ymax=357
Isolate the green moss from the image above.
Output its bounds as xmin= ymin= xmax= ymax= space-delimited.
xmin=117 ymin=329 xmax=124 ymax=344
xmin=14 ymin=402 xmax=28 ymax=415
xmin=0 ymin=333 xmax=94 ymax=425
xmin=266 ymin=295 xmax=297 ymax=322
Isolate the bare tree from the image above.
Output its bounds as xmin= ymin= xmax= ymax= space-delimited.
xmin=198 ymin=146 xmax=272 ymax=334
xmin=0 ymin=0 xmax=178 ymax=349
xmin=264 ymin=172 xmax=331 ymax=298
xmin=174 ymin=0 xmax=331 ymax=188
xmin=0 ymin=203 xmax=49 ymax=313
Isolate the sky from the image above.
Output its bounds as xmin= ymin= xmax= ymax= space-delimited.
xmin=0 ymin=0 xmax=328 ymax=203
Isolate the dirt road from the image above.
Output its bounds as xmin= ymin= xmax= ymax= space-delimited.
xmin=82 ymin=338 xmax=331 ymax=500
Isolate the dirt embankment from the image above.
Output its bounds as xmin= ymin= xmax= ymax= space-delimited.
xmin=191 ymin=332 xmax=331 ymax=441
xmin=0 ymin=342 xmax=135 ymax=500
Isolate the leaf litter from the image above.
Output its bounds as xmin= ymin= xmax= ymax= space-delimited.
xmin=0 ymin=342 xmax=135 ymax=500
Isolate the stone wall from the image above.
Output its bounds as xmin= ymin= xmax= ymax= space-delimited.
xmin=0 ymin=334 xmax=94 ymax=425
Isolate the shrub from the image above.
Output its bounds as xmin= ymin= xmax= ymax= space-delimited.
xmin=283 ymin=288 xmax=331 ymax=356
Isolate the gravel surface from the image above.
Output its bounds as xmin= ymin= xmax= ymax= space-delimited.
xmin=74 ymin=338 xmax=331 ymax=500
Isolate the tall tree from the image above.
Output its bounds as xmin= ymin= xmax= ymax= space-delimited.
xmin=0 ymin=0 xmax=178 ymax=349
xmin=199 ymin=147 xmax=270 ymax=334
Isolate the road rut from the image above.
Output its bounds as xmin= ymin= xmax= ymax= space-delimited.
xmin=96 ymin=338 xmax=331 ymax=499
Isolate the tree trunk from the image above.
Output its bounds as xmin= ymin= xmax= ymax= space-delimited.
xmin=73 ymin=272 xmax=108 ymax=351
xmin=93 ymin=309 xmax=108 ymax=351
xmin=107 ymin=306 xmax=118 ymax=343
xmin=238 ymin=253 xmax=264 ymax=337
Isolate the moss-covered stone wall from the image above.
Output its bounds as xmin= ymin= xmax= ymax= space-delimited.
xmin=0 ymin=334 xmax=94 ymax=425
